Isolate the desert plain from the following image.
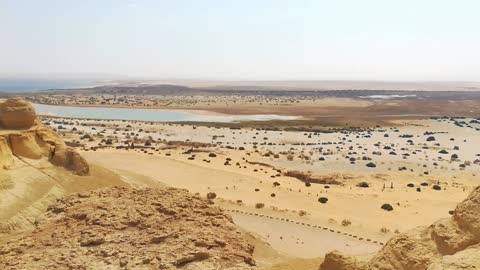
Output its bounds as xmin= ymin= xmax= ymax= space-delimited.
xmin=1 ymin=86 xmax=480 ymax=269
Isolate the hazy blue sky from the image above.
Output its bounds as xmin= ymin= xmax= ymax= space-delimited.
xmin=1 ymin=0 xmax=479 ymax=81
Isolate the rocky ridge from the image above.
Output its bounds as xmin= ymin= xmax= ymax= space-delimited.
xmin=320 ymin=186 xmax=480 ymax=270
xmin=0 ymin=187 xmax=255 ymax=270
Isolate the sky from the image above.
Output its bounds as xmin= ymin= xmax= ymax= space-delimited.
xmin=0 ymin=0 xmax=479 ymax=81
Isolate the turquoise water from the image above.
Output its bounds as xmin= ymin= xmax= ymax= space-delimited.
xmin=32 ymin=103 xmax=299 ymax=123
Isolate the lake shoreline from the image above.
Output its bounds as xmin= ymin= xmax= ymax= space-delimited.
xmin=32 ymin=103 xmax=302 ymax=123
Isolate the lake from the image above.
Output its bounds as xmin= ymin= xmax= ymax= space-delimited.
xmin=32 ymin=103 xmax=300 ymax=123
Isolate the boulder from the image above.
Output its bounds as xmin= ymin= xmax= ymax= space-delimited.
xmin=50 ymin=144 xmax=90 ymax=176
xmin=0 ymin=98 xmax=37 ymax=129
xmin=321 ymin=250 xmax=365 ymax=270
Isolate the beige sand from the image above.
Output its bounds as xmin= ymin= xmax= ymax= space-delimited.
xmin=62 ymin=114 xmax=479 ymax=259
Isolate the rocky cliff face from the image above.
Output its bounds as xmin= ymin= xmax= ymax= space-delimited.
xmin=0 ymin=187 xmax=255 ymax=270
xmin=320 ymin=186 xmax=480 ymax=270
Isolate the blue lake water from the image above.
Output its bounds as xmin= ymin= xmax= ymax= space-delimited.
xmin=32 ymin=103 xmax=300 ymax=123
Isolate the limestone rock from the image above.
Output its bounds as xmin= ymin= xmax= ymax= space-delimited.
xmin=8 ymin=131 xmax=50 ymax=159
xmin=0 ymin=187 xmax=255 ymax=270
xmin=0 ymin=98 xmax=93 ymax=236
xmin=453 ymin=186 xmax=480 ymax=238
xmin=431 ymin=218 xmax=476 ymax=255
xmin=0 ymin=98 xmax=90 ymax=175
xmin=0 ymin=136 xmax=14 ymax=169
xmin=321 ymin=250 xmax=366 ymax=270
xmin=50 ymin=144 xmax=90 ymax=176
xmin=0 ymin=97 xmax=37 ymax=129
xmin=427 ymin=245 xmax=480 ymax=270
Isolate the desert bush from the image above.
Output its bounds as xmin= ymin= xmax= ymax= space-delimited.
xmin=366 ymin=162 xmax=376 ymax=168
xmin=341 ymin=219 xmax=352 ymax=226
xmin=356 ymin=182 xmax=369 ymax=188
xmin=255 ymin=203 xmax=265 ymax=209
xmin=380 ymin=227 xmax=390 ymax=233
xmin=206 ymin=192 xmax=217 ymax=200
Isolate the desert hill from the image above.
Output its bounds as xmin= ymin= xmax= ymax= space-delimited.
xmin=320 ymin=185 xmax=480 ymax=270
xmin=0 ymin=187 xmax=255 ymax=270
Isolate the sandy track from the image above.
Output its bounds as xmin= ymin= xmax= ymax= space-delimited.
xmin=228 ymin=210 xmax=381 ymax=258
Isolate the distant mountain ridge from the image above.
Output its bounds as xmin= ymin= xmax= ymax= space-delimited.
xmin=0 ymin=79 xmax=90 ymax=92
xmin=2 ymin=78 xmax=480 ymax=92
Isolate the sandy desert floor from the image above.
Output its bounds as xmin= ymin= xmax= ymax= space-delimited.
xmin=35 ymin=112 xmax=480 ymax=260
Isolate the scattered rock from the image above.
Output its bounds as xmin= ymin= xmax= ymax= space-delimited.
xmin=318 ymin=197 xmax=329 ymax=204
xmin=381 ymin=204 xmax=394 ymax=211
xmin=366 ymin=162 xmax=377 ymax=168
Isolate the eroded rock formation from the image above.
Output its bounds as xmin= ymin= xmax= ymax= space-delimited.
xmin=0 ymin=98 xmax=89 ymax=175
xmin=0 ymin=97 xmax=37 ymax=129
xmin=0 ymin=98 xmax=92 ymax=235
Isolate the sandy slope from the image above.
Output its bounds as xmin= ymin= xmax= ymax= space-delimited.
xmin=83 ymin=146 xmax=473 ymax=259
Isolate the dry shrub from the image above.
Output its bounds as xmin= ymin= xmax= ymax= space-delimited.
xmin=285 ymin=171 xmax=342 ymax=185
xmin=255 ymin=203 xmax=265 ymax=209
xmin=341 ymin=219 xmax=352 ymax=226
xmin=206 ymin=192 xmax=217 ymax=200
xmin=380 ymin=227 xmax=390 ymax=233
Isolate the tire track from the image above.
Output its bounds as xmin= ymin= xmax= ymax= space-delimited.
xmin=223 ymin=208 xmax=385 ymax=246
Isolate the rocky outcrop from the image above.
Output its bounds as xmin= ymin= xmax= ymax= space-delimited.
xmin=321 ymin=251 xmax=366 ymax=270
xmin=319 ymin=186 xmax=480 ymax=270
xmin=0 ymin=98 xmax=89 ymax=175
xmin=49 ymin=144 xmax=90 ymax=176
xmin=427 ymin=245 xmax=480 ymax=270
xmin=0 ymin=97 xmax=37 ymax=129
xmin=0 ymin=187 xmax=255 ymax=270
xmin=0 ymin=98 xmax=93 ymax=235
xmin=0 ymin=126 xmax=90 ymax=176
